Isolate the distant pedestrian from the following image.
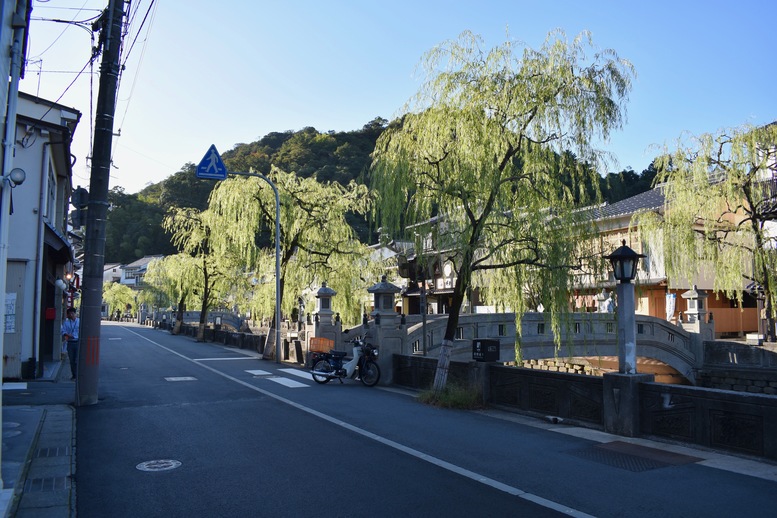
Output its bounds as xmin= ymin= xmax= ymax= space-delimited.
xmin=61 ymin=307 xmax=80 ymax=380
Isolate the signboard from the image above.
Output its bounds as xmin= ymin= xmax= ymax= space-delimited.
xmin=196 ymin=144 xmax=228 ymax=180
xmin=472 ymin=339 xmax=499 ymax=362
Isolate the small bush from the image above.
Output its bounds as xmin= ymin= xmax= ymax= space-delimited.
xmin=418 ymin=383 xmax=485 ymax=410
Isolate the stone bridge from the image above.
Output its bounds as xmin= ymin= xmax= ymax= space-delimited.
xmin=336 ymin=312 xmax=704 ymax=384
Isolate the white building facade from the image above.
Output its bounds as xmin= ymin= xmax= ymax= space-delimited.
xmin=3 ymin=92 xmax=80 ymax=378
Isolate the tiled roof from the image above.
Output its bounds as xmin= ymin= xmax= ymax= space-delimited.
xmin=124 ymin=255 xmax=164 ymax=268
xmin=593 ymin=186 xmax=665 ymax=220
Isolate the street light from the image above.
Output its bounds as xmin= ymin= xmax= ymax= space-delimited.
xmin=604 ymin=240 xmax=645 ymax=284
xmin=603 ymin=240 xmax=645 ymax=374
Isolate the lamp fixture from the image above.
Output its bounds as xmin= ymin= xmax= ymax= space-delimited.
xmin=603 ymin=240 xmax=645 ymax=284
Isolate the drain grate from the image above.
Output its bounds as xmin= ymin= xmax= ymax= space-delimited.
xmin=571 ymin=441 xmax=701 ymax=472
xmin=36 ymin=446 xmax=71 ymax=458
xmin=24 ymin=477 xmax=71 ymax=493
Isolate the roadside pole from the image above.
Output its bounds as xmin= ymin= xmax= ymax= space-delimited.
xmin=195 ymin=148 xmax=282 ymax=364
xmin=77 ymin=0 xmax=125 ymax=406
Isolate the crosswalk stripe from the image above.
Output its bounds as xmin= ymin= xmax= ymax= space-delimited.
xmin=246 ymin=369 xmax=271 ymax=376
xmin=267 ymin=377 xmax=308 ymax=388
xmin=279 ymin=368 xmax=313 ymax=380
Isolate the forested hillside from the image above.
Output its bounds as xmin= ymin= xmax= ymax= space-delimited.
xmin=103 ymin=116 xmax=657 ymax=264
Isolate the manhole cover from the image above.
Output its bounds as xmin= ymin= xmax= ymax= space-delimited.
xmin=136 ymin=459 xmax=182 ymax=472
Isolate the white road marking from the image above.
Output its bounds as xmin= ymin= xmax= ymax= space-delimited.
xmin=126 ymin=328 xmax=593 ymax=518
xmin=267 ymin=377 xmax=308 ymax=388
xmin=246 ymin=369 xmax=271 ymax=376
xmin=164 ymin=376 xmax=197 ymax=382
xmin=108 ymin=338 xmax=122 ymax=341
xmin=194 ymin=357 xmax=256 ymax=361
xmin=279 ymin=368 xmax=313 ymax=380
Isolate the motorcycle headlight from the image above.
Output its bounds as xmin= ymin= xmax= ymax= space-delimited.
xmin=372 ymin=349 xmax=378 ymax=357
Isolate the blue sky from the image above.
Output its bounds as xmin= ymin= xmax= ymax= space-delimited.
xmin=25 ymin=0 xmax=777 ymax=194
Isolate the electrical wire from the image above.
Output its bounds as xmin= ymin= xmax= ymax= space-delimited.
xmin=112 ymin=0 xmax=158 ymax=169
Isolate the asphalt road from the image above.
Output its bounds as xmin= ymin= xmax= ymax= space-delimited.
xmin=75 ymin=322 xmax=777 ymax=517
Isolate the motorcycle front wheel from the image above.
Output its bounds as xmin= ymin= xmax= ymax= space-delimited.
xmin=360 ymin=360 xmax=381 ymax=387
xmin=312 ymin=359 xmax=334 ymax=384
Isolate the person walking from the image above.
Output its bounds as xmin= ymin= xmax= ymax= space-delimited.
xmin=61 ymin=307 xmax=80 ymax=380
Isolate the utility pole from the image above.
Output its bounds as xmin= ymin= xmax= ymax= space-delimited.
xmin=77 ymin=0 xmax=125 ymax=406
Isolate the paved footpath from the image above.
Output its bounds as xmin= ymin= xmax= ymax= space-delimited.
xmin=2 ymin=361 xmax=76 ymax=518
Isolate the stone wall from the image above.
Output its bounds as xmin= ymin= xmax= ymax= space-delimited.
xmin=518 ymin=359 xmax=597 ymax=376
xmin=697 ymin=341 xmax=777 ymax=394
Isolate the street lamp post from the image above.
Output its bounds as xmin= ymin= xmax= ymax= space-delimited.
xmin=603 ymin=240 xmax=645 ymax=374
xmin=233 ymin=170 xmax=281 ymax=364
xmin=601 ymin=239 xmax=652 ymax=437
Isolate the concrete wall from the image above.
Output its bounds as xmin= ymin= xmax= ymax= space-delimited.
xmin=392 ymin=356 xmax=777 ymax=460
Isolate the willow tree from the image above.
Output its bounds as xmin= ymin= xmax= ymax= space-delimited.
xmin=142 ymin=254 xmax=201 ymax=334
xmin=206 ymin=166 xmax=377 ymax=328
xmin=102 ymin=282 xmax=137 ymax=320
xmin=637 ymin=124 xmax=777 ymax=340
xmin=370 ymin=30 xmax=633 ymax=391
xmin=163 ymin=207 xmax=236 ymax=340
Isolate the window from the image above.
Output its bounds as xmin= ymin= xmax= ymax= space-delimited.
xmin=574 ymin=322 xmax=581 ymax=334
xmin=537 ymin=323 xmax=545 ymax=334
xmin=456 ymin=327 xmax=464 ymax=340
xmin=412 ymin=340 xmax=421 ymax=354
xmin=498 ymin=324 xmax=506 ymax=336
xmin=45 ymin=165 xmax=56 ymax=222
xmin=637 ymin=323 xmax=644 ymax=334
xmin=606 ymin=322 xmax=614 ymax=334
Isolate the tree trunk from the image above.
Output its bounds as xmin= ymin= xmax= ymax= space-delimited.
xmin=432 ymin=260 xmax=470 ymax=393
xmin=173 ymin=295 xmax=186 ymax=335
xmin=197 ymin=259 xmax=211 ymax=342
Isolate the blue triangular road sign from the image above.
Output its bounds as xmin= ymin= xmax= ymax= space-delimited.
xmin=196 ymin=144 xmax=228 ymax=180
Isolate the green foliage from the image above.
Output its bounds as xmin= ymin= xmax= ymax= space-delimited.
xmin=105 ymin=119 xmax=389 ymax=264
xmin=371 ymin=30 xmax=634 ymax=355
xmin=105 ymin=187 xmax=175 ymax=263
xmin=102 ymin=282 xmax=137 ymax=315
xmin=418 ymin=383 xmax=485 ymax=409
xmin=636 ymin=123 xmax=777 ymax=336
xmin=601 ymin=163 xmax=658 ymax=204
xmin=206 ymin=167 xmax=382 ymax=326
xmin=140 ymin=255 xmax=200 ymax=310
xmin=155 ymin=163 xmax=215 ymax=211
xmin=163 ymin=207 xmax=239 ymax=332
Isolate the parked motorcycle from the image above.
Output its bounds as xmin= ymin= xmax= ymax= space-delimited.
xmin=310 ymin=337 xmax=380 ymax=386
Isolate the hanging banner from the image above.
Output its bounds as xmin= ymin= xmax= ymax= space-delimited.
xmin=666 ymin=293 xmax=676 ymax=321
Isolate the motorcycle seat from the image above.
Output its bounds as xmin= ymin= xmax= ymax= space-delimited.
xmin=329 ymin=350 xmax=348 ymax=358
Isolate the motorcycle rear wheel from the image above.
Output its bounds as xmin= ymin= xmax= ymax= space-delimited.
xmin=360 ymin=360 xmax=381 ymax=387
xmin=312 ymin=359 xmax=334 ymax=384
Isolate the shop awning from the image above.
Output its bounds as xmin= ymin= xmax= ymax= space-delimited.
xmin=43 ymin=221 xmax=74 ymax=264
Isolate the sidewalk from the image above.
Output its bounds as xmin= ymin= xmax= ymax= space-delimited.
xmin=1 ymin=360 xmax=76 ymax=518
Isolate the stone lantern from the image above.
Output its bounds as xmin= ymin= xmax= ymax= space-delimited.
xmin=681 ymin=285 xmax=708 ymax=324
xmin=367 ymin=275 xmax=401 ymax=324
xmin=316 ymin=281 xmax=337 ymax=324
